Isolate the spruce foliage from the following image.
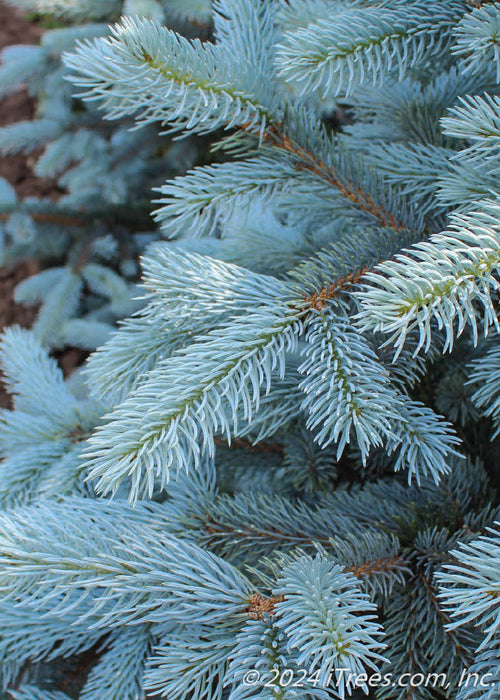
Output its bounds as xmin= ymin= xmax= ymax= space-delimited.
xmin=1 ymin=0 xmax=500 ymax=698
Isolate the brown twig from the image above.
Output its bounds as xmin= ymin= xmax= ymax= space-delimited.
xmin=346 ymin=554 xmax=408 ymax=578
xmin=302 ymin=265 xmax=370 ymax=310
xmin=266 ymin=128 xmax=405 ymax=232
xmin=0 ymin=211 xmax=88 ymax=228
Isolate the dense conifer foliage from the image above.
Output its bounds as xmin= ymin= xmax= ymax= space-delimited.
xmin=1 ymin=0 xmax=500 ymax=698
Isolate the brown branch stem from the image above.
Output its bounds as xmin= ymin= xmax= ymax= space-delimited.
xmin=266 ymin=128 xmax=406 ymax=232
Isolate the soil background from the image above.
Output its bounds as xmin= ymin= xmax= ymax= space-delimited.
xmin=0 ymin=0 xmax=45 ymax=196
xmin=0 ymin=1 xmax=67 ymax=407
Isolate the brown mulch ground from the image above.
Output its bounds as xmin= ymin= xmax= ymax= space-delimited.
xmin=0 ymin=3 xmax=40 ymax=408
xmin=0 ymin=1 xmax=81 ymax=407
xmin=0 ymin=0 xmax=50 ymax=199
xmin=0 ymin=0 xmax=42 ymax=45
xmin=0 ymin=0 xmax=51 ymax=197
